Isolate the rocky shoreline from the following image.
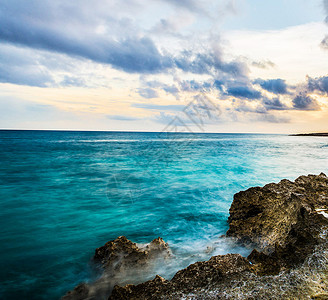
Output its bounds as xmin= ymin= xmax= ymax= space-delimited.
xmin=290 ymin=133 xmax=328 ymax=137
xmin=63 ymin=173 xmax=328 ymax=299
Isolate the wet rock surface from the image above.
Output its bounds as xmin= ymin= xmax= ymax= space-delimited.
xmin=63 ymin=173 xmax=328 ymax=299
xmin=109 ymin=254 xmax=252 ymax=300
xmin=62 ymin=236 xmax=171 ymax=300
xmin=94 ymin=236 xmax=171 ymax=272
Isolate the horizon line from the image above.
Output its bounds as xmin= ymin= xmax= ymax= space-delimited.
xmin=0 ymin=128 xmax=301 ymax=135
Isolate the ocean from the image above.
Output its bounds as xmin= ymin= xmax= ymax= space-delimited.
xmin=0 ymin=130 xmax=328 ymax=299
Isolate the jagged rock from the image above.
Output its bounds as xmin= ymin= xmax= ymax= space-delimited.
xmin=94 ymin=236 xmax=171 ymax=272
xmin=62 ymin=236 xmax=171 ymax=300
xmin=64 ymin=173 xmax=328 ymax=299
xmin=109 ymin=254 xmax=252 ymax=300
xmin=110 ymin=275 xmax=169 ymax=300
xmin=227 ymin=173 xmax=328 ymax=270
xmin=61 ymin=283 xmax=89 ymax=300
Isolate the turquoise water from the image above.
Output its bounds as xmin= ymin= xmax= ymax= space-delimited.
xmin=1 ymin=130 xmax=328 ymax=299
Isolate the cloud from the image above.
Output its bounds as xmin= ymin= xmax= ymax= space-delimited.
xmin=321 ymin=37 xmax=328 ymax=48
xmin=0 ymin=1 xmax=173 ymax=74
xmin=179 ymin=80 xmax=212 ymax=92
xmin=0 ymin=96 xmax=83 ymax=128
xmin=140 ymin=79 xmax=180 ymax=99
xmin=0 ymin=0 xmax=246 ymax=78
xmin=307 ymin=75 xmax=328 ymax=94
xmin=132 ymin=103 xmax=185 ymax=111
xmin=234 ymin=102 xmax=266 ymax=114
xmin=0 ymin=0 xmax=326 ymax=130
xmin=174 ymin=52 xmax=249 ymax=78
xmin=162 ymin=85 xmax=180 ymax=98
xmin=161 ymin=0 xmax=205 ymax=13
xmin=321 ymin=0 xmax=328 ymax=48
xmin=150 ymin=94 xmax=222 ymax=127
xmin=106 ymin=115 xmax=140 ymax=121
xmin=0 ymin=45 xmax=54 ymax=87
xmin=292 ymin=93 xmax=321 ymax=111
xmin=262 ymin=97 xmax=288 ymax=110
xmin=226 ymin=86 xmax=262 ymax=99
xmin=251 ymin=60 xmax=275 ymax=69
xmin=137 ymin=88 xmax=159 ymax=99
xmin=231 ymin=99 xmax=290 ymax=123
xmin=254 ymin=78 xmax=288 ymax=94
xmin=60 ymin=76 xmax=87 ymax=87
xmin=2 ymin=25 xmax=172 ymax=74
xmin=0 ymin=0 xmax=253 ymax=97
xmin=254 ymin=113 xmax=290 ymax=123
xmin=0 ymin=43 xmax=113 ymax=88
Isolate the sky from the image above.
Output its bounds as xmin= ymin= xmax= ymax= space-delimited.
xmin=1 ymin=0 xmax=328 ymax=133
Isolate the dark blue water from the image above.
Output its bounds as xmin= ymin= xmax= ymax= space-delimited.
xmin=1 ymin=130 xmax=328 ymax=299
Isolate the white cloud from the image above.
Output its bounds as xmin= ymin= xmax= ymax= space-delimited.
xmin=224 ymin=22 xmax=328 ymax=83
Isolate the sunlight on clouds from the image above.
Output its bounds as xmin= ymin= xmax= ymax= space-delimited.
xmin=0 ymin=0 xmax=328 ymax=132
xmin=224 ymin=22 xmax=328 ymax=83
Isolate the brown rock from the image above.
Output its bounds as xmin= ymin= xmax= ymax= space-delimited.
xmin=61 ymin=283 xmax=90 ymax=300
xmin=62 ymin=236 xmax=171 ymax=300
xmin=110 ymin=275 xmax=169 ymax=300
xmin=109 ymin=254 xmax=252 ymax=300
xmin=64 ymin=173 xmax=328 ymax=299
xmin=94 ymin=236 xmax=171 ymax=273
xmin=227 ymin=173 xmax=328 ymax=270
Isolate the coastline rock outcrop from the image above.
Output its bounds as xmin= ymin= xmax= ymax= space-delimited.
xmin=227 ymin=172 xmax=328 ymax=272
xmin=63 ymin=173 xmax=328 ymax=299
xmin=109 ymin=254 xmax=252 ymax=300
xmin=94 ymin=236 xmax=171 ymax=272
xmin=62 ymin=236 xmax=171 ymax=300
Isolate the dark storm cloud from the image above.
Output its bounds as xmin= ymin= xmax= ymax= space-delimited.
xmin=292 ymin=93 xmax=320 ymax=111
xmin=254 ymin=79 xmax=288 ymax=94
xmin=226 ymin=86 xmax=262 ymax=100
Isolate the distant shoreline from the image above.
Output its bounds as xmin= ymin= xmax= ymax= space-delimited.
xmin=290 ymin=133 xmax=328 ymax=137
